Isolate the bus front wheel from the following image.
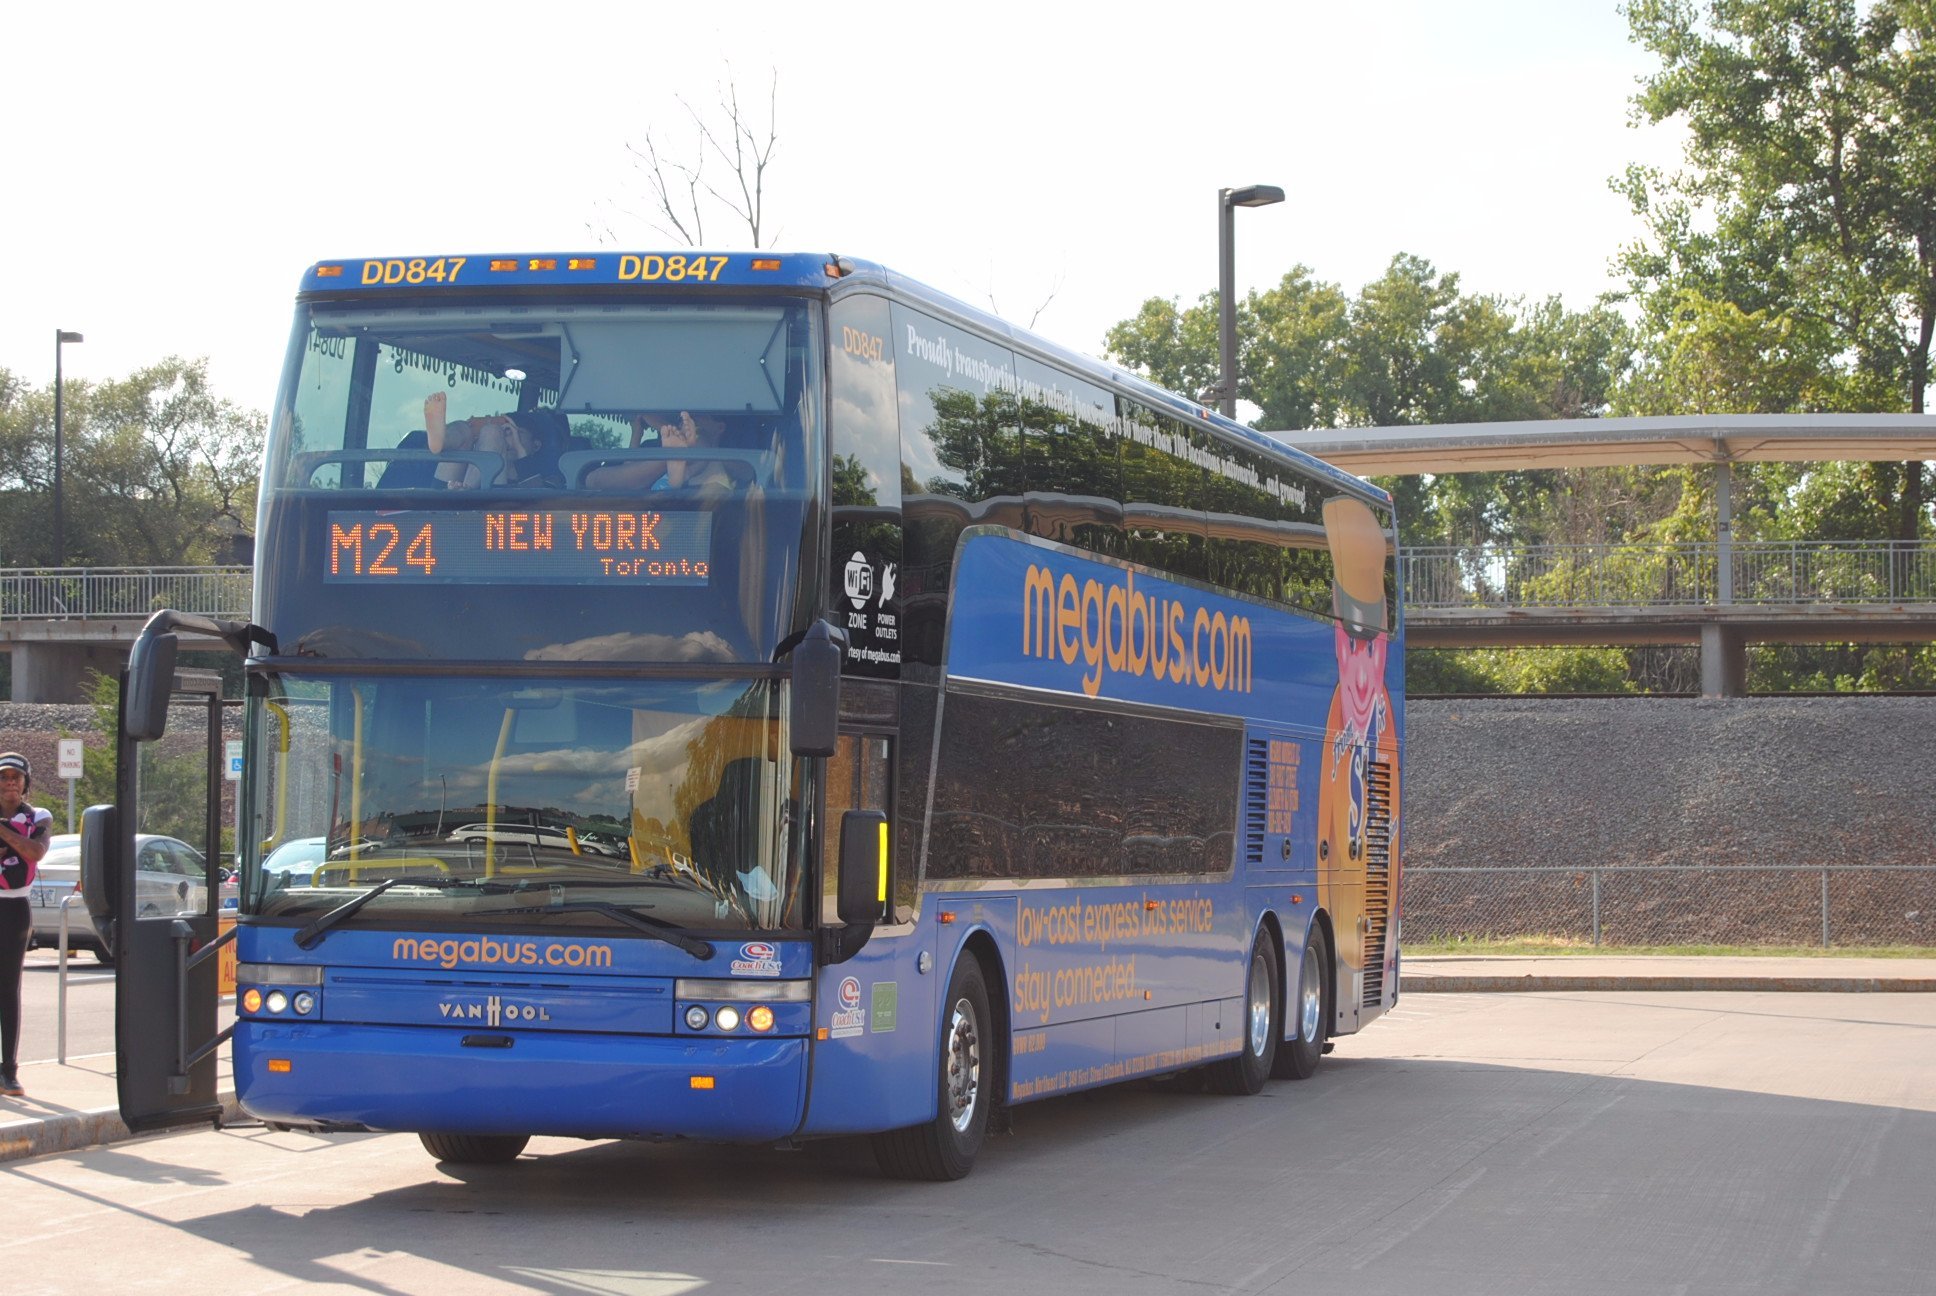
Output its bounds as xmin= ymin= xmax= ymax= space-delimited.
xmin=1208 ymin=935 xmax=1279 ymax=1095
xmin=1273 ymin=925 xmax=1328 ymax=1080
xmin=874 ymin=956 xmax=993 ymax=1181
xmin=419 ymin=1131 xmax=530 ymax=1165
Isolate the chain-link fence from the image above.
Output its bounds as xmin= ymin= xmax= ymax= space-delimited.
xmin=1404 ymin=865 xmax=1936 ymax=948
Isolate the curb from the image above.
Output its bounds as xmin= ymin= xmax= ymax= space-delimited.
xmin=1401 ymin=975 xmax=1936 ymax=994
xmin=0 ymin=1095 xmax=241 ymax=1164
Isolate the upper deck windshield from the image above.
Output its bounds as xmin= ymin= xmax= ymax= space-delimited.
xmin=256 ymin=293 xmax=823 ymax=664
xmin=245 ymin=672 xmax=809 ymax=936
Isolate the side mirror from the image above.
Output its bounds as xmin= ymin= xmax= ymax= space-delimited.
xmin=837 ymin=809 xmax=888 ymax=928
xmin=789 ymin=620 xmax=844 ymax=758
xmin=124 ymin=631 xmax=179 ymax=742
xmin=80 ymin=803 xmax=119 ymax=954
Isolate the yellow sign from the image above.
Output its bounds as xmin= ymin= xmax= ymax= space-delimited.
xmin=218 ymin=917 xmax=237 ymax=995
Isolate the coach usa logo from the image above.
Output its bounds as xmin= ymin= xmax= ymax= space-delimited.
xmin=438 ymin=996 xmax=552 ymax=1026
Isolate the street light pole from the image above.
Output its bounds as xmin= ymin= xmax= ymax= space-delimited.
xmin=53 ymin=329 xmax=84 ymax=568
xmin=1215 ymin=185 xmax=1284 ymax=419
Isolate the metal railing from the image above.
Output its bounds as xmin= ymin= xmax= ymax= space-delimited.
xmin=1 ymin=541 xmax=1932 ymax=625
xmin=0 ymin=567 xmax=251 ymax=620
xmin=1405 ymin=540 xmax=1936 ymax=609
xmin=1405 ymin=864 xmax=1936 ymax=948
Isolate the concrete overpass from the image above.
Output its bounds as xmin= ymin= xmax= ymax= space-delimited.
xmin=0 ymin=568 xmax=248 ymax=701
xmin=1278 ymin=414 xmax=1936 ymax=695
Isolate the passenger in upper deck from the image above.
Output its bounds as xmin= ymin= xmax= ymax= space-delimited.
xmin=584 ymin=410 xmax=733 ymax=493
xmin=422 ymin=392 xmax=568 ymax=489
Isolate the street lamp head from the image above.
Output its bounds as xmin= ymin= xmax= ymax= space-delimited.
xmin=1225 ymin=185 xmax=1286 ymax=209
xmin=57 ymin=330 xmax=84 ymax=344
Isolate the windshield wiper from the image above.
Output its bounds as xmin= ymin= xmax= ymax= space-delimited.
xmin=294 ymin=878 xmax=401 ymax=949
xmin=492 ymin=899 xmax=715 ymax=960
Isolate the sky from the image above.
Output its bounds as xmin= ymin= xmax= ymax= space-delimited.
xmin=3 ymin=1 xmax=1684 ymax=415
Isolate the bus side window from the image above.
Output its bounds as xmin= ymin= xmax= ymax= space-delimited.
xmin=822 ymin=734 xmax=892 ymax=924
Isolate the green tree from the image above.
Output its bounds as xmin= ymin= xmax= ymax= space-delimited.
xmin=1104 ymin=257 xmax=1633 ymax=548
xmin=75 ymin=671 xmax=213 ymax=848
xmin=1617 ymin=0 xmax=1936 ymax=540
xmin=1101 ymin=293 xmax=1221 ymax=400
xmin=0 ymin=357 xmax=264 ymax=567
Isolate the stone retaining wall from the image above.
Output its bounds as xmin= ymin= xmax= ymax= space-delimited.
xmin=1404 ymin=697 xmax=1936 ymax=945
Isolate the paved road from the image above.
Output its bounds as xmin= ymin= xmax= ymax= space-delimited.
xmin=17 ymin=949 xmax=116 ymax=1064
xmin=15 ymin=949 xmax=234 ymax=1066
xmin=4 ymin=988 xmax=1932 ymax=1295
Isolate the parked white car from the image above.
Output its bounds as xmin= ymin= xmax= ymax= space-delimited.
xmin=28 ymin=833 xmax=238 ymax=964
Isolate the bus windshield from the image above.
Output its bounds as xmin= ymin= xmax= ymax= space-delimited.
xmin=245 ymin=672 xmax=809 ymax=935
xmin=255 ymin=294 xmax=822 ymax=664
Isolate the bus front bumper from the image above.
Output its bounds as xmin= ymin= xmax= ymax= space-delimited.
xmin=235 ymin=1022 xmax=808 ymax=1142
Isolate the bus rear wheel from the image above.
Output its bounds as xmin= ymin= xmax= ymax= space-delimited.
xmin=1208 ymin=935 xmax=1279 ymax=1095
xmin=1272 ymin=925 xmax=1328 ymax=1080
xmin=874 ymin=956 xmax=993 ymax=1181
xmin=419 ymin=1132 xmax=530 ymax=1165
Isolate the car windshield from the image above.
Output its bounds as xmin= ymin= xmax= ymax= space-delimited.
xmin=244 ymin=672 xmax=809 ymax=934
xmin=262 ymin=839 xmax=326 ymax=875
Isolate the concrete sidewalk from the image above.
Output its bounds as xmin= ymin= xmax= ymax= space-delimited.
xmin=4 ymin=954 xmax=1933 ymax=1164
xmin=0 ymin=1052 xmax=239 ymax=1164
xmin=1401 ymin=953 xmax=1936 ymax=993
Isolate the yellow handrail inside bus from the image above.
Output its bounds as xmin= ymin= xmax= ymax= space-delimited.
xmin=484 ymin=708 xmax=514 ymax=878
xmin=348 ymin=687 xmax=365 ymax=868
xmin=266 ymin=699 xmax=291 ymax=851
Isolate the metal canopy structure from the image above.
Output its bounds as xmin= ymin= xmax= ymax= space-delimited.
xmin=1272 ymin=413 xmax=1936 ymax=476
xmin=1269 ymin=412 xmax=1936 ymax=697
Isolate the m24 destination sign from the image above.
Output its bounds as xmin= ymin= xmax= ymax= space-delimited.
xmin=324 ymin=509 xmax=713 ymax=586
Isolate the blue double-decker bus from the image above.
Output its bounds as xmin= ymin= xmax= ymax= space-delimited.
xmin=92 ymin=251 xmax=1402 ymax=1179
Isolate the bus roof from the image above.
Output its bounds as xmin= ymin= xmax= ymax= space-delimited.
xmin=299 ymin=251 xmax=1387 ymax=506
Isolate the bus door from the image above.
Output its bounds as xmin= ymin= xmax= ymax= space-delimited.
xmin=83 ymin=621 xmax=255 ymax=1133
xmin=802 ymin=726 xmax=935 ymax=1135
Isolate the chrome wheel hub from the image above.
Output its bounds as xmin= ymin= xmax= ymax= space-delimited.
xmin=945 ymin=996 xmax=981 ymax=1133
xmin=1300 ymin=942 xmax=1323 ymax=1042
xmin=1247 ymin=951 xmax=1272 ymax=1057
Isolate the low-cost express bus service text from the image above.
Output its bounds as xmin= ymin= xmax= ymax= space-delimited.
xmin=1011 ymin=894 xmax=1217 ymax=1025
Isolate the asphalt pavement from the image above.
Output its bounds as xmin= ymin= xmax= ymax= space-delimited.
xmin=3 ymin=951 xmax=1932 ymax=1164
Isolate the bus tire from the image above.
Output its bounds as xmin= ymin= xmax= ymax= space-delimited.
xmin=873 ymin=956 xmax=993 ymax=1181
xmin=1273 ymin=925 xmax=1328 ymax=1080
xmin=418 ymin=1131 xmax=530 ymax=1165
xmin=1208 ymin=934 xmax=1279 ymax=1095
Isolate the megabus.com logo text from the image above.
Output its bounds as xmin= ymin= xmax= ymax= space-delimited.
xmin=392 ymin=936 xmax=615 ymax=971
xmin=1022 ymin=564 xmax=1251 ymax=698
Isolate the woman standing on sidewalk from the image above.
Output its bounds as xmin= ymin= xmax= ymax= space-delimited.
xmin=0 ymin=753 xmax=51 ymax=1098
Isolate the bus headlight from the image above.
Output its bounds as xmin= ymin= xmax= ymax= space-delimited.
xmin=714 ymin=1006 xmax=741 ymax=1032
xmin=266 ymin=991 xmax=289 ymax=1014
xmin=684 ymin=1006 xmax=709 ymax=1030
xmin=292 ymin=992 xmax=316 ymax=1016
